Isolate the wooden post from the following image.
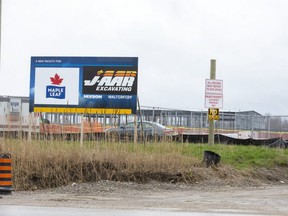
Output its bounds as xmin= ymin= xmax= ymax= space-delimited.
xmin=134 ymin=114 xmax=137 ymax=144
xmin=28 ymin=113 xmax=32 ymax=142
xmin=80 ymin=114 xmax=84 ymax=147
xmin=208 ymin=59 xmax=216 ymax=145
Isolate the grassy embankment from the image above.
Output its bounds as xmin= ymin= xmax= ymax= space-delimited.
xmin=1 ymin=138 xmax=288 ymax=190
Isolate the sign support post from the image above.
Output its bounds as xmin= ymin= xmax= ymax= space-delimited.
xmin=134 ymin=114 xmax=137 ymax=144
xmin=80 ymin=114 xmax=84 ymax=147
xmin=28 ymin=113 xmax=32 ymax=142
xmin=208 ymin=59 xmax=216 ymax=145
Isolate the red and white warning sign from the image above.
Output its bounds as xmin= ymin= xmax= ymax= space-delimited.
xmin=205 ymin=79 xmax=223 ymax=108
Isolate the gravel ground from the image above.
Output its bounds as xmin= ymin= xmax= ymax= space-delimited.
xmin=1 ymin=180 xmax=288 ymax=215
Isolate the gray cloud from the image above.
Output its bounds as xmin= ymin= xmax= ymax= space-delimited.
xmin=1 ymin=0 xmax=288 ymax=115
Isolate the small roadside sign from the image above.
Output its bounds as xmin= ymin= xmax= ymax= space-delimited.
xmin=205 ymin=79 xmax=223 ymax=108
xmin=208 ymin=108 xmax=220 ymax=120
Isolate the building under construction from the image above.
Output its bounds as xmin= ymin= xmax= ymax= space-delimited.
xmin=1 ymin=95 xmax=288 ymax=139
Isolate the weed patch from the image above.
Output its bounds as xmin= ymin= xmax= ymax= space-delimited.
xmin=1 ymin=139 xmax=288 ymax=190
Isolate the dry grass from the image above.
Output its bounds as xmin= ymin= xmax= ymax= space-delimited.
xmin=2 ymin=138 xmax=287 ymax=191
xmin=0 ymin=139 xmax=201 ymax=190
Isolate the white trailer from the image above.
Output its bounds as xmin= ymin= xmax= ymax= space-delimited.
xmin=0 ymin=96 xmax=40 ymax=134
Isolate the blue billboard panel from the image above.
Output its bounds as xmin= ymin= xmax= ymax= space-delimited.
xmin=29 ymin=57 xmax=138 ymax=114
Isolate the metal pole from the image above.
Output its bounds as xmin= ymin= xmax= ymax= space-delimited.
xmin=190 ymin=111 xmax=193 ymax=128
xmin=137 ymin=97 xmax=145 ymax=144
xmin=268 ymin=116 xmax=271 ymax=139
xmin=200 ymin=111 xmax=203 ymax=132
xmin=208 ymin=59 xmax=216 ymax=145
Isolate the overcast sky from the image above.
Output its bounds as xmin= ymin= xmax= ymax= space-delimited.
xmin=1 ymin=0 xmax=288 ymax=115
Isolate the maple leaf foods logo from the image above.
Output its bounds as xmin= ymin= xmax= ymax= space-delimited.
xmin=50 ymin=73 xmax=63 ymax=85
xmin=46 ymin=73 xmax=66 ymax=99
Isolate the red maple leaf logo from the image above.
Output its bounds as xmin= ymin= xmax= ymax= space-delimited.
xmin=50 ymin=73 xmax=63 ymax=85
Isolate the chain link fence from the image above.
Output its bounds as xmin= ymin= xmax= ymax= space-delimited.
xmin=1 ymin=106 xmax=288 ymax=140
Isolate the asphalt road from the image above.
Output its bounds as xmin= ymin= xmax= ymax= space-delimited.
xmin=1 ymin=184 xmax=288 ymax=215
xmin=1 ymin=205 xmax=266 ymax=216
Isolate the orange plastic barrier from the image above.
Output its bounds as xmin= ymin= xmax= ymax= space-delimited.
xmin=0 ymin=154 xmax=12 ymax=194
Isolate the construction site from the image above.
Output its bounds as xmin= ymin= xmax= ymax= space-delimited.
xmin=1 ymin=95 xmax=288 ymax=142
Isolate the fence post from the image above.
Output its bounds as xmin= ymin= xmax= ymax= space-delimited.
xmin=28 ymin=113 xmax=32 ymax=142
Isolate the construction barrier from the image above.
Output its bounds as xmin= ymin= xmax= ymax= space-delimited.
xmin=0 ymin=154 xmax=12 ymax=194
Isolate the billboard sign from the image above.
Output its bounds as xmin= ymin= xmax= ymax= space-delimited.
xmin=205 ymin=79 xmax=223 ymax=108
xmin=30 ymin=57 xmax=138 ymax=114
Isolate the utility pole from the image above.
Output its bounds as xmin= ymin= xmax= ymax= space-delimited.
xmin=208 ymin=59 xmax=216 ymax=145
xmin=0 ymin=0 xmax=2 ymax=66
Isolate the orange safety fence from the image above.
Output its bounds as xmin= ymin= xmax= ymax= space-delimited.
xmin=40 ymin=121 xmax=104 ymax=134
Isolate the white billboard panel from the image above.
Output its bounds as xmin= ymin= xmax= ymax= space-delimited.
xmin=34 ymin=67 xmax=80 ymax=105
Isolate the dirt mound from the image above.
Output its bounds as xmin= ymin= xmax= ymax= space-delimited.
xmin=21 ymin=160 xmax=288 ymax=191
